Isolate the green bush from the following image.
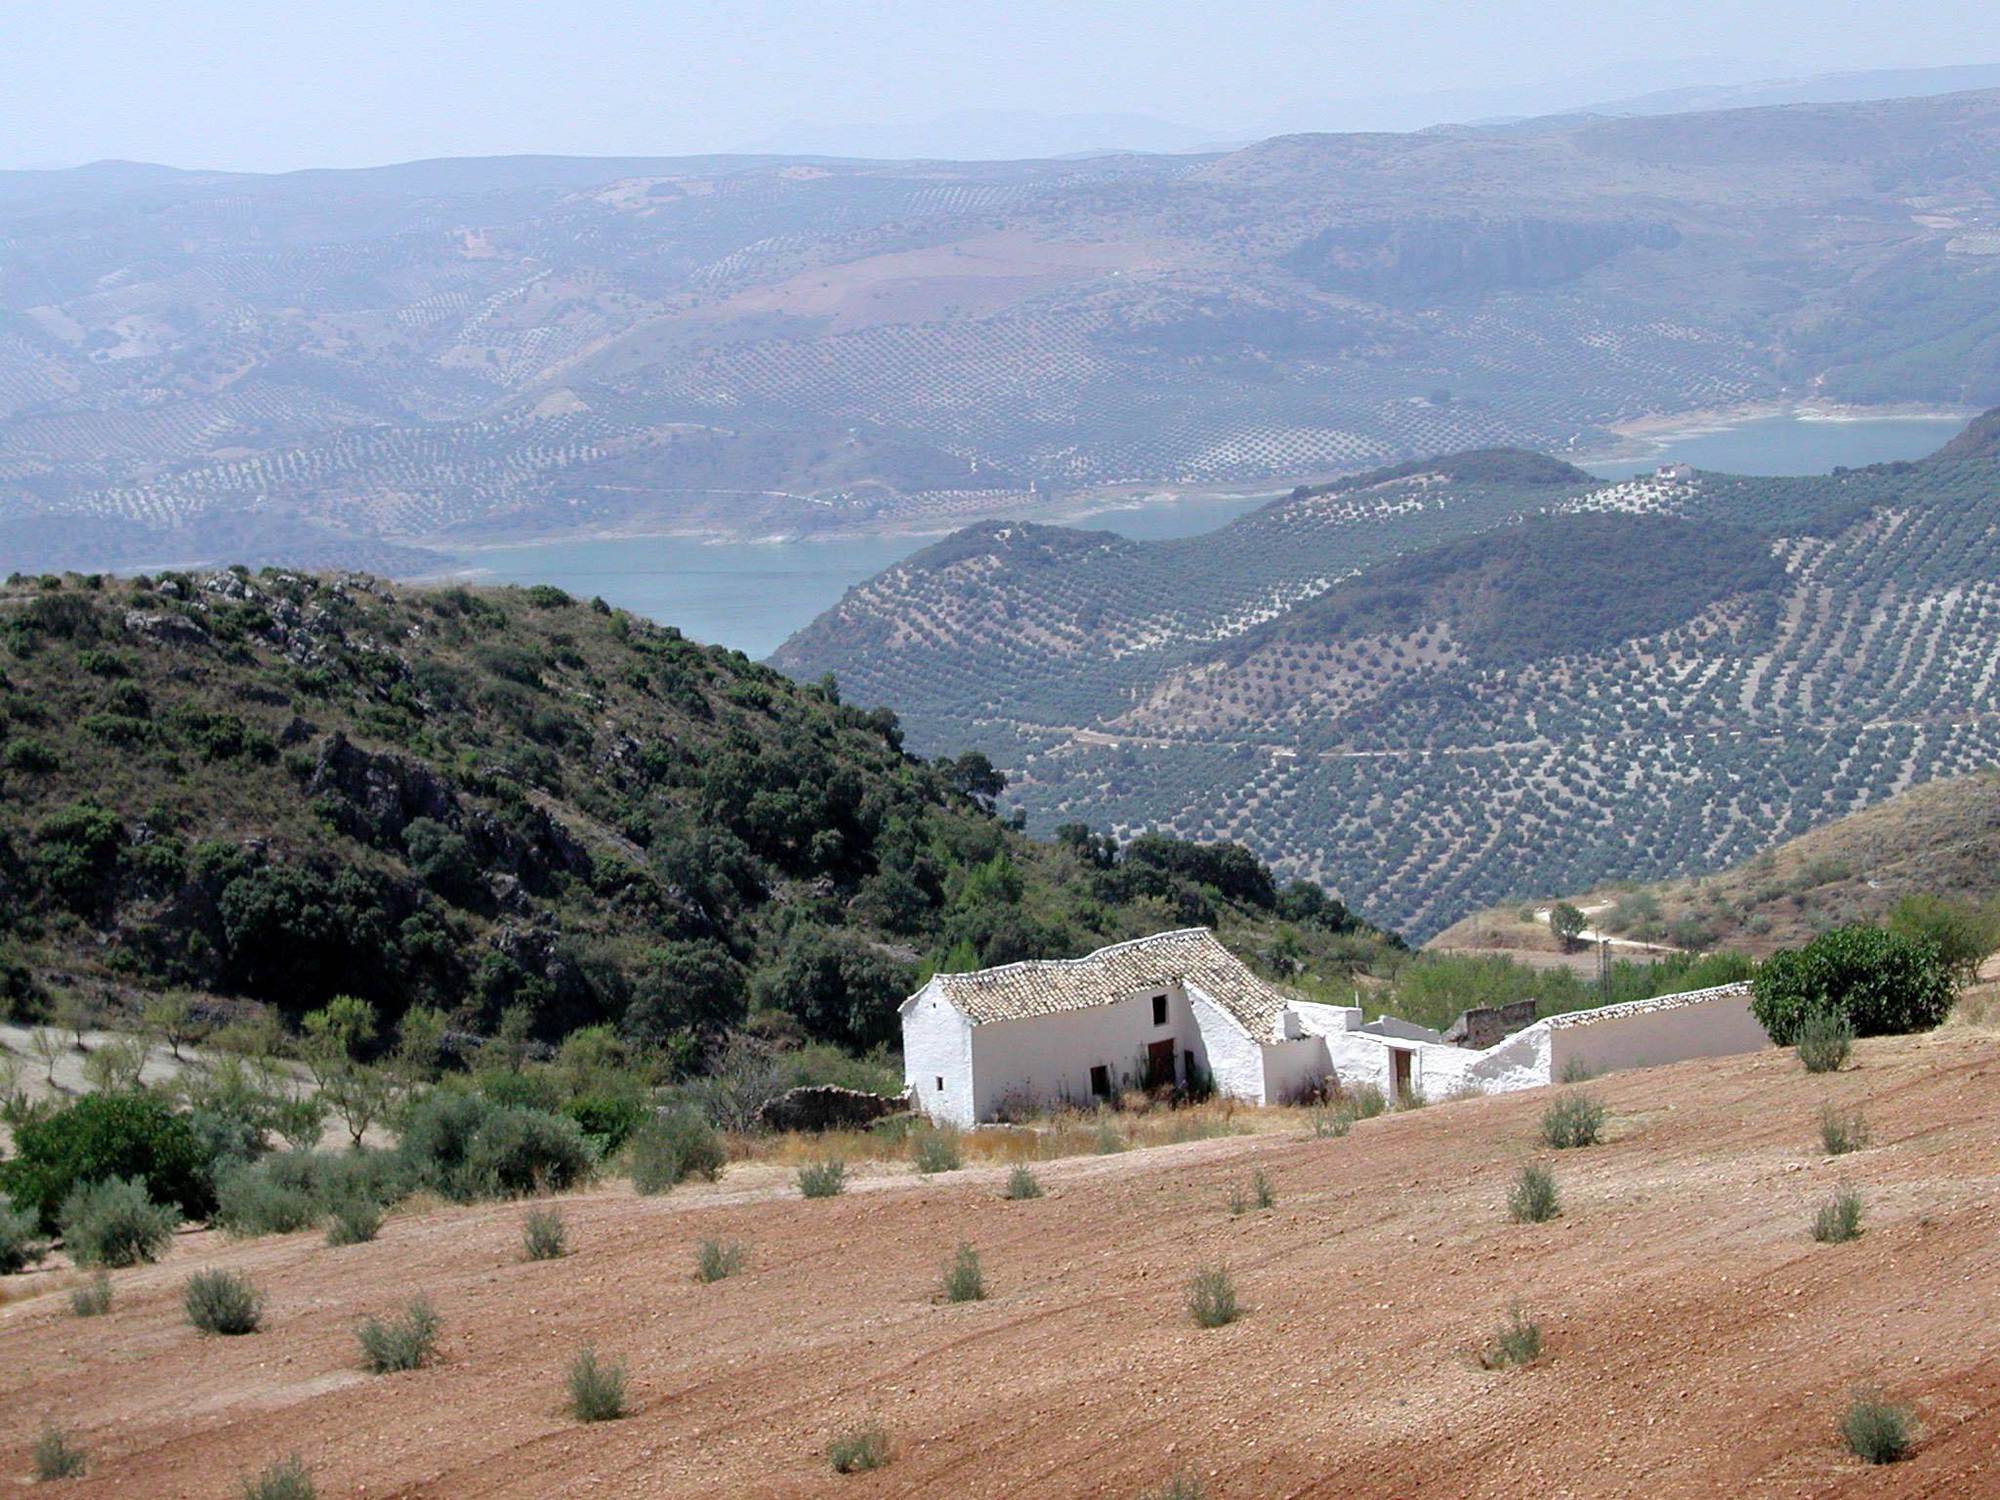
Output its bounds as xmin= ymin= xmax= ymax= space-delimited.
xmin=1092 ymin=1121 xmax=1127 ymax=1154
xmin=1187 ymin=1265 xmax=1238 ymax=1328
xmin=941 ymin=1242 xmax=984 ymax=1303
xmin=797 ymin=1159 xmax=846 ymax=1198
xmin=910 ymin=1125 xmax=964 ymax=1175
xmin=562 ymin=1092 xmax=648 ymax=1154
xmin=216 ymin=1159 xmax=321 ymax=1237
xmin=1507 ymin=1163 xmax=1560 ymax=1223
xmin=69 ymin=1272 xmax=112 ymax=1317
xmin=1841 ymin=1390 xmax=1914 ymax=1464
xmin=31 ymin=1422 xmax=86 ymax=1481
xmin=1819 ymin=1103 xmax=1869 ymax=1156
xmin=564 ymin=1345 xmax=628 ymax=1421
xmin=185 ymin=1268 xmax=264 ymax=1335
xmin=627 ymin=1110 xmax=726 ymax=1195
xmin=827 ymin=1425 xmax=891 ymax=1474
xmin=1813 ymin=1189 xmax=1863 ymax=1244
xmin=1751 ymin=925 xmax=1955 ymax=1045
xmin=1004 ymin=1164 xmax=1043 ymax=1200
xmin=1796 ymin=1010 xmax=1854 ymax=1073
xmin=1539 ymin=1091 xmax=1606 ymax=1149
xmin=59 ymin=1177 xmax=181 ymax=1267
xmin=393 ymin=1088 xmax=495 ymax=1201
xmin=693 ymin=1239 xmax=746 ymax=1283
xmin=238 ymin=1455 xmax=315 ymax=1500
xmin=325 ymin=1196 xmax=383 ymax=1247
xmin=1480 ymin=1303 xmax=1543 ymax=1368
xmin=461 ymin=1108 xmax=594 ymax=1199
xmin=522 ymin=1206 xmax=566 ymax=1261
xmin=1 ymin=1091 xmax=214 ymax=1232
xmin=0 ymin=1193 xmax=48 ymax=1273
xmin=357 ymin=1296 xmax=441 ymax=1373
xmin=1139 ymin=1474 xmax=1206 ymax=1500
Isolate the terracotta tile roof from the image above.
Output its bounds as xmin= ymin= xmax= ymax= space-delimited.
xmin=926 ymin=927 xmax=1293 ymax=1037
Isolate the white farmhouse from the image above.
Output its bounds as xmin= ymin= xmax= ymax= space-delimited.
xmin=900 ymin=928 xmax=1329 ymax=1127
xmin=902 ymin=927 xmax=1768 ymax=1126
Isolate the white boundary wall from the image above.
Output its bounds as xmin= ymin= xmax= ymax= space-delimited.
xmin=1295 ymin=982 xmax=1763 ymax=1098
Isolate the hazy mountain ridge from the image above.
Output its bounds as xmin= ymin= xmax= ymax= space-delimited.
xmin=776 ymin=415 xmax=2000 ymax=940
xmin=2 ymin=89 xmax=1999 ymax=572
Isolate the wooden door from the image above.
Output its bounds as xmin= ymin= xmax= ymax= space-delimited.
xmin=1390 ymin=1048 xmax=1413 ymax=1103
xmin=1146 ymin=1039 xmax=1177 ymax=1089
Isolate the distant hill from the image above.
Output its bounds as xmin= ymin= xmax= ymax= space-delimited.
xmin=0 ymin=570 xmax=1394 ymax=1051
xmin=778 ymin=412 xmax=2000 ymax=940
xmin=5 ymin=89 xmax=2000 ymax=571
xmin=1433 ymin=769 xmax=2000 ymax=958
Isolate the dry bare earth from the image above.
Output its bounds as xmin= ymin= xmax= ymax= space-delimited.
xmin=5 ymin=1035 xmax=1999 ymax=1497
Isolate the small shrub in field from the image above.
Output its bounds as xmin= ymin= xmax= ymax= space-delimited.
xmin=1480 ymin=1303 xmax=1543 ymax=1368
xmin=827 ymin=1424 xmax=891 ymax=1473
xmin=238 ymin=1455 xmax=315 ymax=1500
xmin=797 ymin=1159 xmax=846 ymax=1199
xmin=69 ymin=1272 xmax=112 ymax=1317
xmin=1140 ymin=1472 xmax=1206 ymax=1500
xmin=0 ymin=1194 xmax=47 ymax=1273
xmin=1558 ymin=1057 xmax=1599 ymax=1084
xmin=1812 ymin=1189 xmax=1863 ymax=1244
xmin=1507 ymin=1163 xmax=1560 ymax=1223
xmin=325 ymin=1197 xmax=382 ymax=1247
xmin=564 ymin=1345 xmax=628 ymax=1422
xmin=185 ymin=1269 xmax=263 ymax=1335
xmin=357 ymin=1296 xmax=441 ymax=1373
xmin=1819 ymin=1103 xmax=1870 ymax=1156
xmin=941 ymin=1242 xmax=984 ymax=1303
xmin=1841 ymin=1390 xmax=1915 ymax=1464
xmin=1250 ymin=1169 xmax=1275 ymax=1210
xmin=31 ymin=1422 xmax=86 ymax=1481
xmin=1308 ymin=1105 xmax=1352 ymax=1138
xmin=1540 ymin=1091 xmax=1606 ymax=1149
xmin=911 ymin=1125 xmax=964 ymax=1175
xmin=1004 ymin=1164 xmax=1042 ymax=1200
xmin=215 ymin=1162 xmax=320 ymax=1238
xmin=1092 ymin=1120 xmax=1127 ymax=1154
xmin=1344 ymin=1083 xmax=1387 ymax=1121
xmin=694 ymin=1238 xmax=747 ymax=1283
xmin=627 ymin=1110 xmax=726 ymax=1195
xmin=59 ymin=1177 xmax=180 ymax=1267
xmin=1797 ymin=1011 xmax=1854 ymax=1074
xmin=522 ymin=1207 xmax=566 ymax=1261
xmin=1187 ymin=1265 xmax=1238 ymax=1328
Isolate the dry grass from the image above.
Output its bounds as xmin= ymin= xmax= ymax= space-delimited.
xmin=723 ymin=1098 xmax=1300 ymax=1173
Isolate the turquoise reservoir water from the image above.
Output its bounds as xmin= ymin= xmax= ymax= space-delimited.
xmin=1580 ymin=411 xmax=1969 ymax=479
xmin=461 ymin=411 xmax=1975 ymax=657
xmin=460 ymin=490 xmax=1275 ymax=659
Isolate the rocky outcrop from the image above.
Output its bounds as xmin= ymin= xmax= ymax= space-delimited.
xmin=305 ymin=732 xmax=459 ymax=845
xmin=757 ymin=1085 xmax=907 ymax=1134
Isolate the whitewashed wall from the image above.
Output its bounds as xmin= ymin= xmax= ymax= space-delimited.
xmin=903 ymin=979 xmax=977 ymax=1127
xmin=968 ymin=982 xmax=1230 ymax=1120
xmin=1547 ymin=986 xmax=1766 ymax=1078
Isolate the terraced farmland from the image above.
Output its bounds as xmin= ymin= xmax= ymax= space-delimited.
xmin=777 ymin=425 xmax=2000 ymax=939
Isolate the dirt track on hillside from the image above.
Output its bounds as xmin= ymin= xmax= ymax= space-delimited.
xmin=5 ymin=1033 xmax=1999 ymax=1498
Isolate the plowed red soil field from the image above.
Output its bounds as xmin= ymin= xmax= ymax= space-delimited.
xmin=5 ymin=1030 xmax=1998 ymax=1498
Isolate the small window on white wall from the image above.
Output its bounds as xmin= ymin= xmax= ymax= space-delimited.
xmin=935 ymin=1076 xmax=945 ymax=1091
xmin=1151 ymin=993 xmax=1168 ymax=1026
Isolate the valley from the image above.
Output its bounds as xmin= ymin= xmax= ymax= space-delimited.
xmin=777 ymin=412 xmax=2000 ymax=940
xmin=4 ymin=89 xmax=2000 ymax=576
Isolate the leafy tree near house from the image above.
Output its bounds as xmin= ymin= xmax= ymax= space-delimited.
xmin=1750 ymin=924 xmax=1957 ymax=1045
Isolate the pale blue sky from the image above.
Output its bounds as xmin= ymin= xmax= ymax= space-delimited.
xmin=7 ymin=0 xmax=1998 ymax=171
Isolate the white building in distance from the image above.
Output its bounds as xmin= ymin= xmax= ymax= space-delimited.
xmin=901 ymin=927 xmax=1767 ymax=1127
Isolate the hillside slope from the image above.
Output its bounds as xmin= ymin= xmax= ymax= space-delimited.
xmin=1435 ymin=769 xmax=2000 ymax=958
xmin=0 ymin=569 xmax=1391 ymax=1052
xmin=779 ymin=416 xmax=2000 ymax=939
xmin=3 ymin=1030 xmax=1996 ymax=1495
xmin=5 ymin=89 xmax=2000 ymax=569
